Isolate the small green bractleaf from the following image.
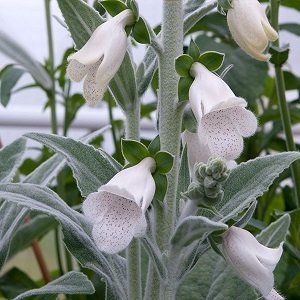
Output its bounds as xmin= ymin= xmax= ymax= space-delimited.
xmin=256 ymin=214 xmax=291 ymax=248
xmin=153 ymin=173 xmax=167 ymax=201
xmin=234 ymin=200 xmax=257 ymax=228
xmin=0 ymin=137 xmax=26 ymax=183
xmin=217 ymin=0 xmax=232 ymax=14
xmin=183 ymin=106 xmax=198 ymax=133
xmin=14 ymin=271 xmax=95 ymax=300
xmin=100 ymin=0 xmax=128 ymax=16
xmin=148 ymin=135 xmax=161 ymax=156
xmin=178 ymin=76 xmax=193 ymax=101
xmin=175 ymin=54 xmax=194 ymax=77
xmin=132 ymin=17 xmax=151 ymax=44
xmin=198 ymin=51 xmax=225 ymax=71
xmin=171 ymin=216 xmax=228 ymax=248
xmin=269 ymin=44 xmax=289 ymax=67
xmin=154 ymin=151 xmax=174 ymax=174
xmin=121 ymin=139 xmax=150 ymax=164
xmin=188 ymin=39 xmax=201 ymax=61
xmin=0 ymin=66 xmax=25 ymax=107
xmin=126 ymin=0 xmax=139 ymax=19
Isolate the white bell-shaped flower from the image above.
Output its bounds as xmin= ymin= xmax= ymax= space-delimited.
xmin=67 ymin=9 xmax=135 ymax=106
xmin=222 ymin=226 xmax=284 ymax=300
xmin=182 ymin=130 xmax=236 ymax=178
xmin=189 ymin=63 xmax=257 ymax=160
xmin=82 ymin=157 xmax=156 ymax=254
xmin=227 ymin=0 xmax=278 ymax=61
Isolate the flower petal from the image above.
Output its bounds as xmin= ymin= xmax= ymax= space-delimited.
xmin=200 ymin=110 xmax=244 ymax=160
xmin=133 ymin=213 xmax=147 ymax=238
xmin=67 ymin=60 xmax=91 ymax=82
xmin=91 ymin=192 xmax=142 ymax=254
xmin=83 ymin=60 xmax=105 ymax=106
xmin=227 ymin=106 xmax=258 ymax=137
xmin=265 ymin=289 xmax=284 ymax=300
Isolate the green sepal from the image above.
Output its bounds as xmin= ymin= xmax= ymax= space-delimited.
xmin=121 ymin=139 xmax=150 ymax=164
xmin=198 ymin=51 xmax=225 ymax=71
xmin=132 ymin=17 xmax=151 ymax=44
xmin=178 ymin=76 xmax=193 ymax=101
xmin=208 ymin=235 xmax=225 ymax=258
xmin=100 ymin=0 xmax=128 ymax=16
xmin=269 ymin=44 xmax=289 ymax=67
xmin=154 ymin=151 xmax=174 ymax=174
xmin=148 ymin=135 xmax=161 ymax=156
xmin=188 ymin=40 xmax=201 ymax=61
xmin=217 ymin=0 xmax=232 ymax=15
xmin=182 ymin=106 xmax=198 ymax=133
xmin=153 ymin=172 xmax=168 ymax=201
xmin=126 ymin=0 xmax=139 ymax=19
xmin=175 ymin=54 xmax=194 ymax=77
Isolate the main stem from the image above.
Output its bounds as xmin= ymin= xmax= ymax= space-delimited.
xmin=157 ymin=0 xmax=184 ymax=250
xmin=45 ymin=0 xmax=58 ymax=134
xmin=125 ymin=108 xmax=142 ymax=300
xmin=270 ymin=0 xmax=300 ymax=207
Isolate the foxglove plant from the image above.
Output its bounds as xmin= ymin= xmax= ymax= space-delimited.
xmin=2 ymin=0 xmax=300 ymax=299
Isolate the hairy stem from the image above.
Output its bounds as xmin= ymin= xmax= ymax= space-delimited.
xmin=157 ymin=0 xmax=184 ymax=250
xmin=45 ymin=0 xmax=58 ymax=134
xmin=125 ymin=107 xmax=142 ymax=300
xmin=270 ymin=0 xmax=300 ymax=207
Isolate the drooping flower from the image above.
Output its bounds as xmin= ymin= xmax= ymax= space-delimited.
xmin=82 ymin=157 xmax=156 ymax=254
xmin=222 ymin=226 xmax=284 ymax=300
xmin=67 ymin=9 xmax=135 ymax=106
xmin=227 ymin=0 xmax=278 ymax=61
xmin=189 ymin=63 xmax=257 ymax=160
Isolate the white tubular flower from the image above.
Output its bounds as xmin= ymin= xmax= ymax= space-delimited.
xmin=227 ymin=0 xmax=278 ymax=61
xmin=67 ymin=9 xmax=135 ymax=106
xmin=189 ymin=63 xmax=257 ymax=160
xmin=82 ymin=157 xmax=156 ymax=254
xmin=223 ymin=226 xmax=284 ymax=300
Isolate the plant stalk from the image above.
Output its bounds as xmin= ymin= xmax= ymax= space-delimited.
xmin=45 ymin=0 xmax=58 ymax=134
xmin=125 ymin=107 xmax=142 ymax=300
xmin=157 ymin=0 xmax=184 ymax=250
xmin=270 ymin=0 xmax=300 ymax=207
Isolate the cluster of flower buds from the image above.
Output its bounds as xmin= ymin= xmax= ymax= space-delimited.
xmin=183 ymin=157 xmax=230 ymax=207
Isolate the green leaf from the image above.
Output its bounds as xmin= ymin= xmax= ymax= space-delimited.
xmin=0 ymin=66 xmax=25 ymax=107
xmin=0 ymin=202 xmax=27 ymax=270
xmin=100 ymin=0 xmax=128 ymax=16
xmin=0 ymin=268 xmax=38 ymax=299
xmin=14 ymin=271 xmax=94 ymax=299
xmin=57 ymin=0 xmax=104 ymax=49
xmin=256 ymin=214 xmax=291 ymax=248
xmin=153 ymin=173 xmax=167 ymax=201
xmin=8 ymin=215 xmax=58 ymax=260
xmin=176 ymin=146 xmax=190 ymax=201
xmin=0 ymin=31 xmax=51 ymax=89
xmin=183 ymin=106 xmax=198 ymax=133
xmin=175 ymin=54 xmax=194 ymax=77
xmin=25 ymin=133 xmax=120 ymax=197
xmin=198 ymin=51 xmax=225 ymax=71
xmin=132 ymin=17 xmax=151 ymax=44
xmin=216 ymin=152 xmax=300 ymax=222
xmin=289 ymin=209 xmax=300 ymax=250
xmin=269 ymin=45 xmax=290 ymax=67
xmin=154 ymin=151 xmax=174 ymax=174
xmin=178 ymin=76 xmax=193 ymax=101
xmin=280 ymin=23 xmax=300 ymax=36
xmin=121 ymin=139 xmax=150 ymax=164
xmin=0 ymin=137 xmax=26 ymax=183
xmin=148 ymin=135 xmax=161 ymax=156
xmin=188 ymin=39 xmax=200 ymax=61
xmin=171 ymin=216 xmax=227 ymax=247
